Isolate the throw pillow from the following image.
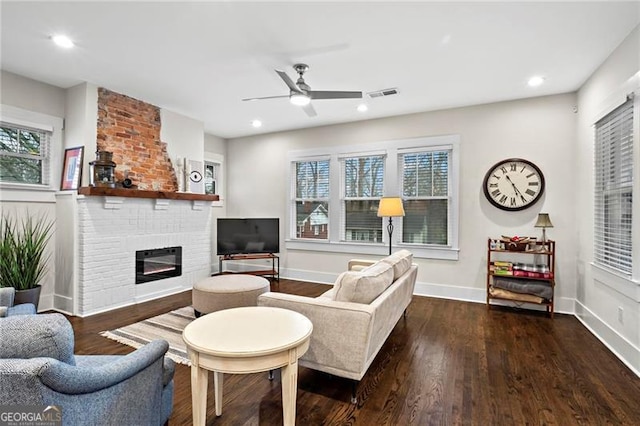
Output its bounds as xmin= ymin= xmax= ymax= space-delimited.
xmin=333 ymin=261 xmax=394 ymax=304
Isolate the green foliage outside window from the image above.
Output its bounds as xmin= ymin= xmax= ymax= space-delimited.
xmin=0 ymin=125 xmax=46 ymax=184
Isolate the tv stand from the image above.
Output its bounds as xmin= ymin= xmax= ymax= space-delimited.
xmin=217 ymin=253 xmax=279 ymax=281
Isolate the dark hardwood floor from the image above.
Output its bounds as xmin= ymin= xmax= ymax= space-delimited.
xmin=65 ymin=279 xmax=640 ymax=425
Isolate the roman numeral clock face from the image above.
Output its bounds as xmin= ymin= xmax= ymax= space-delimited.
xmin=482 ymin=158 xmax=545 ymax=211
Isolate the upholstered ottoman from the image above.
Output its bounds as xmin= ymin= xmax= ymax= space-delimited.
xmin=192 ymin=275 xmax=270 ymax=317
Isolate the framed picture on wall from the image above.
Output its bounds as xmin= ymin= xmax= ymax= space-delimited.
xmin=60 ymin=146 xmax=84 ymax=190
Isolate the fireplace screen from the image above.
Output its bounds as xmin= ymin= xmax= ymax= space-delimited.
xmin=135 ymin=246 xmax=182 ymax=284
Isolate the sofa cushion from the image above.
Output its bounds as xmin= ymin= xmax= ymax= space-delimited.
xmin=381 ymin=249 xmax=413 ymax=280
xmin=333 ymin=261 xmax=394 ymax=304
xmin=0 ymin=313 xmax=76 ymax=365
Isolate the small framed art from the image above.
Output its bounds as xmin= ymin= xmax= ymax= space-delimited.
xmin=60 ymin=146 xmax=84 ymax=190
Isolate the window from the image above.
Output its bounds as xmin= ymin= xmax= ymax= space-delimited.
xmin=0 ymin=122 xmax=50 ymax=185
xmin=204 ymin=161 xmax=219 ymax=195
xmin=288 ymin=135 xmax=460 ymax=259
xmin=594 ymin=96 xmax=634 ymax=275
xmin=400 ymin=149 xmax=450 ymax=245
xmin=293 ymin=159 xmax=329 ymax=240
xmin=342 ymin=155 xmax=384 ymax=242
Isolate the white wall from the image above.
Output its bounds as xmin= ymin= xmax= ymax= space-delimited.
xmin=65 ymin=83 xmax=98 ymax=187
xmin=161 ymin=109 xmax=205 ymax=177
xmin=204 ymin=133 xmax=227 ymax=272
xmin=576 ymin=25 xmax=640 ymax=375
xmin=226 ymin=93 xmax=578 ymax=312
xmin=0 ymin=71 xmax=66 ymax=311
xmin=0 ymin=70 xmax=65 ymax=117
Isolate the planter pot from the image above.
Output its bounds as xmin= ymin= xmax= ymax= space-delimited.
xmin=14 ymin=285 xmax=42 ymax=311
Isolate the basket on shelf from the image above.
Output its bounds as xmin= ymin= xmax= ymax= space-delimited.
xmin=506 ymin=241 xmax=528 ymax=251
xmin=501 ymin=236 xmax=532 ymax=252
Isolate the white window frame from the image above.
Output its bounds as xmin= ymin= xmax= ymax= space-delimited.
xmin=594 ymin=96 xmax=634 ymax=275
xmin=340 ymin=153 xmax=386 ymax=243
xmin=286 ymin=135 xmax=460 ymax=260
xmin=203 ymin=152 xmax=224 ymax=207
xmin=0 ymin=104 xmax=62 ymax=202
xmin=399 ymin=147 xmax=453 ymax=247
xmin=590 ymin=75 xmax=640 ymax=298
xmin=290 ymin=156 xmax=330 ymax=241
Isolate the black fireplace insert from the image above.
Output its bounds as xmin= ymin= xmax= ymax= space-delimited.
xmin=135 ymin=246 xmax=182 ymax=284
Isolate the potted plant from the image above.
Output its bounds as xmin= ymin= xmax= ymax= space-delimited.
xmin=0 ymin=214 xmax=54 ymax=310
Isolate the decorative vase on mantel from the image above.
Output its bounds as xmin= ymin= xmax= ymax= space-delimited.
xmin=14 ymin=285 xmax=42 ymax=311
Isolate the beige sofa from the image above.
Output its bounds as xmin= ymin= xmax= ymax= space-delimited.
xmin=258 ymin=250 xmax=417 ymax=402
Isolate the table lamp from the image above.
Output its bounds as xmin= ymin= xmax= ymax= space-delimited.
xmin=534 ymin=213 xmax=554 ymax=245
xmin=377 ymin=197 xmax=405 ymax=255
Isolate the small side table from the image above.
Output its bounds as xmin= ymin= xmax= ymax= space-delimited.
xmin=182 ymin=306 xmax=313 ymax=426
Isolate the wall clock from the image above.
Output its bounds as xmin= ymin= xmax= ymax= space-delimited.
xmin=482 ymin=158 xmax=545 ymax=211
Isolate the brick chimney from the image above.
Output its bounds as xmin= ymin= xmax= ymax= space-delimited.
xmin=96 ymin=88 xmax=178 ymax=191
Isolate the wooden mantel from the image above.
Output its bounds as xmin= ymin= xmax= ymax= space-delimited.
xmin=78 ymin=186 xmax=219 ymax=201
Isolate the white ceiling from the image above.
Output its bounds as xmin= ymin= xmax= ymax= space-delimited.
xmin=1 ymin=1 xmax=639 ymax=139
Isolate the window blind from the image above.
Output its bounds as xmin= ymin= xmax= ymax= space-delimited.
xmin=294 ymin=160 xmax=330 ymax=240
xmin=341 ymin=156 xmax=384 ymax=242
xmin=594 ymin=96 xmax=634 ymax=275
xmin=399 ymin=150 xmax=450 ymax=245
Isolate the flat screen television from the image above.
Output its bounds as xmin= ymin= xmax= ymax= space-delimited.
xmin=217 ymin=218 xmax=280 ymax=256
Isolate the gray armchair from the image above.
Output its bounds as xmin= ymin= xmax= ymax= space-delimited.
xmin=0 ymin=313 xmax=174 ymax=425
xmin=0 ymin=287 xmax=36 ymax=317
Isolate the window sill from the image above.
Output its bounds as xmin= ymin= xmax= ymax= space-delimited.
xmin=0 ymin=183 xmax=57 ymax=203
xmin=285 ymin=239 xmax=459 ymax=260
xmin=591 ymin=262 xmax=639 ymax=302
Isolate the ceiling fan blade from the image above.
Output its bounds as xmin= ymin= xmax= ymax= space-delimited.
xmin=242 ymin=95 xmax=289 ymax=101
xmin=275 ymin=70 xmax=302 ymax=93
xmin=309 ymin=90 xmax=362 ymax=100
xmin=301 ymin=103 xmax=317 ymax=117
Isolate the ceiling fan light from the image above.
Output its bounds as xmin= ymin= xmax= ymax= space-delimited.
xmin=290 ymin=93 xmax=311 ymax=106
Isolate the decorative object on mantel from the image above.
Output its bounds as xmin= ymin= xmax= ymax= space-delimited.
xmin=535 ymin=213 xmax=554 ymax=244
xmin=377 ymin=197 xmax=405 ymax=255
xmin=183 ymin=157 xmax=191 ymax=193
xmin=89 ymin=150 xmax=116 ymax=188
xmin=60 ymin=146 xmax=84 ymax=190
xmin=188 ymin=159 xmax=204 ymax=194
xmin=175 ymin=156 xmax=185 ymax=192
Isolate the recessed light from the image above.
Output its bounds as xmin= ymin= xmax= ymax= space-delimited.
xmin=51 ymin=34 xmax=74 ymax=48
xmin=357 ymin=104 xmax=368 ymax=112
xmin=528 ymin=76 xmax=545 ymax=87
xmin=251 ymin=120 xmax=262 ymax=128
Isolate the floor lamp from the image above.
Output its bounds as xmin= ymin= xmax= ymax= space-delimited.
xmin=377 ymin=197 xmax=405 ymax=255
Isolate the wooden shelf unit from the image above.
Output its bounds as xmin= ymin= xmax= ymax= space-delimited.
xmin=217 ymin=253 xmax=279 ymax=281
xmin=486 ymin=238 xmax=555 ymax=317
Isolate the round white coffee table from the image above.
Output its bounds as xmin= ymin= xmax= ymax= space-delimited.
xmin=182 ymin=306 xmax=313 ymax=426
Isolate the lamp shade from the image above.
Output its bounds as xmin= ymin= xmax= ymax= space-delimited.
xmin=377 ymin=197 xmax=405 ymax=217
xmin=534 ymin=213 xmax=553 ymax=228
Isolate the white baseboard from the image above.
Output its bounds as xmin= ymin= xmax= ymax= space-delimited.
xmin=575 ymin=300 xmax=640 ymax=377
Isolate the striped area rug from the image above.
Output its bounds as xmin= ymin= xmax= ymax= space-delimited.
xmin=100 ymin=306 xmax=195 ymax=365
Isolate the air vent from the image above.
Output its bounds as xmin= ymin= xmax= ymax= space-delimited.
xmin=367 ymin=88 xmax=399 ymax=98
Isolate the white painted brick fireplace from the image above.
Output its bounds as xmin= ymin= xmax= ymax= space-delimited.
xmin=55 ymin=192 xmax=213 ymax=316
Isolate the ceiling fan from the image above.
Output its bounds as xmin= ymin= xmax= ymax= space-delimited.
xmin=242 ymin=63 xmax=363 ymax=117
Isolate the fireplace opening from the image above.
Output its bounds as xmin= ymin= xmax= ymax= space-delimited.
xmin=136 ymin=246 xmax=182 ymax=284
